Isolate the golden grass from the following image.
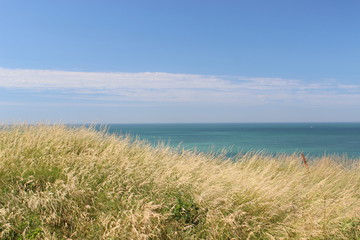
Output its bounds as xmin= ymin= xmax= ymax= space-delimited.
xmin=0 ymin=124 xmax=359 ymax=239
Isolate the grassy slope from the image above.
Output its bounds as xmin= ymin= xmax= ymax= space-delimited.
xmin=0 ymin=125 xmax=359 ymax=239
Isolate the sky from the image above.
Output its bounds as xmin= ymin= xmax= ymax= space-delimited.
xmin=0 ymin=0 xmax=359 ymax=123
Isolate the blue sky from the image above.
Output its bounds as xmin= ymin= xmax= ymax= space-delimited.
xmin=0 ymin=0 xmax=359 ymax=123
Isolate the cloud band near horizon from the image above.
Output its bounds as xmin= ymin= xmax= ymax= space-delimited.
xmin=0 ymin=67 xmax=359 ymax=106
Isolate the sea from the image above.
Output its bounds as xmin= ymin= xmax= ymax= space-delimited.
xmin=91 ymin=123 xmax=360 ymax=159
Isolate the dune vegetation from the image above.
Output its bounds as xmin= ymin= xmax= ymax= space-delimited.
xmin=0 ymin=125 xmax=359 ymax=240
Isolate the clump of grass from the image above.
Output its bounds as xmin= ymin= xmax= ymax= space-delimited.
xmin=0 ymin=124 xmax=359 ymax=239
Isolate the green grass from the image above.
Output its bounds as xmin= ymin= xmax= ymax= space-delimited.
xmin=0 ymin=124 xmax=359 ymax=239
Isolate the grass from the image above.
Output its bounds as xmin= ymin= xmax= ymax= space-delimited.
xmin=0 ymin=124 xmax=359 ymax=239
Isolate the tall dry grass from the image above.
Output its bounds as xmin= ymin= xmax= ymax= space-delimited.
xmin=0 ymin=124 xmax=359 ymax=239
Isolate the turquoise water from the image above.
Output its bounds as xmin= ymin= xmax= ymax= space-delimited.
xmin=96 ymin=123 xmax=360 ymax=158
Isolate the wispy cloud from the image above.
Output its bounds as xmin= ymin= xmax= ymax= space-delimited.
xmin=0 ymin=67 xmax=359 ymax=106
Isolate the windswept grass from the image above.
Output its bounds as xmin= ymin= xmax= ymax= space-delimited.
xmin=0 ymin=125 xmax=359 ymax=239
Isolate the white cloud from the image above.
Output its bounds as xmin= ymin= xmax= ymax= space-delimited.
xmin=0 ymin=67 xmax=359 ymax=105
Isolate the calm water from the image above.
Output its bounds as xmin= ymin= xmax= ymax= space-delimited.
xmin=93 ymin=123 xmax=360 ymax=158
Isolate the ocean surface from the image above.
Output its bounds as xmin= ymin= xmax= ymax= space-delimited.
xmin=93 ymin=123 xmax=360 ymax=158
